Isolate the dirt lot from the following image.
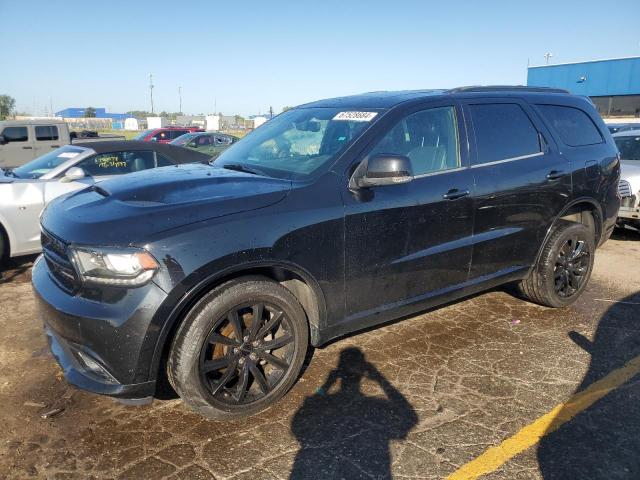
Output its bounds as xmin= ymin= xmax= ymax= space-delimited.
xmin=1 ymin=228 xmax=639 ymax=479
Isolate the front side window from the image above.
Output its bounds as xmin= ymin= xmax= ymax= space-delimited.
xmin=195 ymin=135 xmax=212 ymax=146
xmin=2 ymin=126 xmax=28 ymax=142
xmin=35 ymin=125 xmax=59 ymax=141
xmin=469 ymin=103 xmax=540 ymax=165
xmin=214 ymin=107 xmax=376 ymax=179
xmin=76 ymin=150 xmax=155 ymax=176
xmin=615 ymin=135 xmax=640 ymax=160
xmin=536 ymin=104 xmax=603 ymax=147
xmin=151 ymin=131 xmax=170 ymax=142
xmin=368 ymin=106 xmax=460 ymax=175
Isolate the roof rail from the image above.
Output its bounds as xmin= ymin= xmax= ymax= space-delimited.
xmin=447 ymin=85 xmax=570 ymax=94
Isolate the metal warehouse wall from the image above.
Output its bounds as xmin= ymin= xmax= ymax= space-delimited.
xmin=527 ymin=57 xmax=640 ymax=97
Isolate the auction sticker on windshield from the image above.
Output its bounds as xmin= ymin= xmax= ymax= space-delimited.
xmin=333 ymin=111 xmax=378 ymax=122
xmin=58 ymin=152 xmax=80 ymax=158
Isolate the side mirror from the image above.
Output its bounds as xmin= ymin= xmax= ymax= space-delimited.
xmin=0 ymin=135 xmax=6 ymax=145
xmin=352 ymin=154 xmax=413 ymax=189
xmin=61 ymin=166 xmax=86 ymax=183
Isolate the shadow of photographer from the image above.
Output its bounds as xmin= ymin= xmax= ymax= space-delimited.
xmin=290 ymin=347 xmax=418 ymax=479
xmin=538 ymin=292 xmax=640 ymax=479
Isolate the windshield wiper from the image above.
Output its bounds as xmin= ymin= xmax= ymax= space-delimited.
xmin=222 ymin=163 xmax=265 ymax=176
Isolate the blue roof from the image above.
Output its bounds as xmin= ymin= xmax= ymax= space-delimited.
xmin=527 ymin=57 xmax=640 ymax=97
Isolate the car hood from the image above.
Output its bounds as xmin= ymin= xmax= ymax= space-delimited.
xmin=621 ymin=160 xmax=640 ymax=194
xmin=41 ymin=163 xmax=291 ymax=245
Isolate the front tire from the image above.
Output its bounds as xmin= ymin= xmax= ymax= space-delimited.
xmin=518 ymin=221 xmax=595 ymax=308
xmin=167 ymin=277 xmax=308 ymax=419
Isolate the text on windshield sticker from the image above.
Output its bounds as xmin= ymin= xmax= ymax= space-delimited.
xmin=333 ymin=111 xmax=378 ymax=122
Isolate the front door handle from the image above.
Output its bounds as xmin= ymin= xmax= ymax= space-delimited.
xmin=546 ymin=170 xmax=564 ymax=180
xmin=443 ymin=188 xmax=470 ymax=200
xmin=22 ymin=146 xmax=33 ymax=149
xmin=50 ymin=145 xmax=60 ymax=148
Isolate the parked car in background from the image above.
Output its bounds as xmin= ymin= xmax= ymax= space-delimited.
xmin=133 ymin=126 xmax=204 ymax=144
xmin=0 ymin=141 xmax=210 ymax=261
xmin=33 ymin=86 xmax=619 ymax=420
xmin=170 ymin=131 xmax=239 ymax=159
xmin=0 ymin=120 xmax=125 ymax=168
xmin=607 ymin=123 xmax=637 ymax=134
xmin=613 ymin=129 xmax=640 ymax=230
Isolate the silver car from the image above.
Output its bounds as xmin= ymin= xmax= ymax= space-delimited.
xmin=613 ymin=129 xmax=640 ymax=230
xmin=0 ymin=141 xmax=211 ymax=259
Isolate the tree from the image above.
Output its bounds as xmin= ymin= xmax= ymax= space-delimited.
xmin=0 ymin=95 xmax=16 ymax=120
xmin=282 ymin=106 xmax=292 ymax=112
xmin=84 ymin=107 xmax=96 ymax=118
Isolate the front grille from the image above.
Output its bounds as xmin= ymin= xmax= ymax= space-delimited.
xmin=41 ymin=229 xmax=78 ymax=293
xmin=619 ymin=179 xmax=633 ymax=198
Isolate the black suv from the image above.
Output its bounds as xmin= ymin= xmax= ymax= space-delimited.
xmin=33 ymin=87 xmax=620 ymax=419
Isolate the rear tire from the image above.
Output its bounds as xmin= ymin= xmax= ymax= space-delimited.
xmin=518 ymin=221 xmax=595 ymax=308
xmin=167 ymin=277 xmax=309 ymax=419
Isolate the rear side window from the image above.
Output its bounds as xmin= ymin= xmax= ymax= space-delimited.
xmin=35 ymin=125 xmax=59 ymax=141
xmin=469 ymin=103 xmax=540 ymax=165
xmin=536 ymin=105 xmax=603 ymax=147
xmin=1 ymin=126 xmax=28 ymax=142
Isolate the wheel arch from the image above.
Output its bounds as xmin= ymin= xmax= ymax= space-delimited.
xmin=150 ymin=260 xmax=327 ymax=387
xmin=534 ymin=197 xmax=603 ymax=267
xmin=0 ymin=219 xmax=11 ymax=260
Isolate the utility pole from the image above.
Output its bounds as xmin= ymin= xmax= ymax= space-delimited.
xmin=544 ymin=52 xmax=553 ymax=65
xmin=178 ymin=86 xmax=182 ymax=114
xmin=49 ymin=97 xmax=54 ymax=117
xmin=269 ymin=106 xmax=273 ymax=119
xmin=149 ymin=73 xmax=155 ymax=114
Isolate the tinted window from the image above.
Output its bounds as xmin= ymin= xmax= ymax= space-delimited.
xmin=156 ymin=153 xmax=174 ymax=166
xmin=151 ymin=131 xmax=170 ymax=142
xmin=76 ymin=150 xmax=156 ymax=176
xmin=469 ymin=104 xmax=540 ymax=165
xmin=2 ymin=126 xmax=28 ymax=142
xmin=170 ymin=130 xmax=189 ymax=139
xmin=35 ymin=125 xmax=59 ymax=141
xmin=369 ymin=106 xmax=460 ymax=175
xmin=195 ymin=135 xmax=212 ymax=146
xmin=536 ymin=104 xmax=603 ymax=147
xmin=614 ymin=135 xmax=640 ymax=160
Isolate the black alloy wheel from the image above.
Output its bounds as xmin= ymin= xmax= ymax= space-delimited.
xmin=554 ymin=236 xmax=590 ymax=298
xmin=198 ymin=302 xmax=295 ymax=405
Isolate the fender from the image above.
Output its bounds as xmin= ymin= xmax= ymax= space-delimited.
xmin=147 ymin=258 xmax=328 ymax=382
xmin=531 ymin=196 xmax=603 ymax=269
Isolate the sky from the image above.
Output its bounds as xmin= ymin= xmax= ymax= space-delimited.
xmin=1 ymin=0 xmax=639 ymax=117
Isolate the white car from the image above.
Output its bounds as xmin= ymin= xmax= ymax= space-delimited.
xmin=0 ymin=141 xmax=211 ymax=260
xmin=613 ymin=129 xmax=640 ymax=230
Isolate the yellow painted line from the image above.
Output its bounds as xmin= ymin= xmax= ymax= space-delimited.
xmin=446 ymin=354 xmax=640 ymax=480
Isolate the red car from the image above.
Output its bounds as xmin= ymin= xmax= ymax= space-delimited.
xmin=133 ymin=126 xmax=204 ymax=144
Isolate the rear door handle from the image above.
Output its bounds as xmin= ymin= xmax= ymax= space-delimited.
xmin=22 ymin=146 xmax=33 ymax=150
xmin=443 ymin=188 xmax=470 ymax=200
xmin=546 ymin=170 xmax=564 ymax=180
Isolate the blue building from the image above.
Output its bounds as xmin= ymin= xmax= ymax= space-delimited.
xmin=527 ymin=56 xmax=640 ymax=117
xmin=55 ymin=107 xmax=129 ymax=120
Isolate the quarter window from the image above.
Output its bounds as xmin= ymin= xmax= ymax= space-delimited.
xmin=368 ymin=106 xmax=460 ymax=175
xmin=35 ymin=126 xmax=59 ymax=141
xmin=536 ymin=104 xmax=603 ymax=147
xmin=469 ymin=103 xmax=540 ymax=165
xmin=1 ymin=126 xmax=28 ymax=142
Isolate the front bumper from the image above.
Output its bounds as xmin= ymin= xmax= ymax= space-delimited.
xmin=618 ymin=205 xmax=640 ymax=221
xmin=32 ymin=255 xmax=167 ymax=400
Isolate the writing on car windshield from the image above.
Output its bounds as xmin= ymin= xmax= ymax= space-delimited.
xmin=214 ymin=108 xmax=378 ymax=179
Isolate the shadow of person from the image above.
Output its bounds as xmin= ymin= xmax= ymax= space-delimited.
xmin=538 ymin=292 xmax=640 ymax=479
xmin=290 ymin=347 xmax=418 ymax=479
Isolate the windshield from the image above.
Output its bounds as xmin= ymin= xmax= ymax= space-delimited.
xmin=133 ymin=129 xmax=153 ymax=140
xmin=12 ymin=146 xmax=87 ymax=179
xmin=213 ymin=107 xmax=378 ymax=179
xmin=615 ymin=135 xmax=640 ymax=161
xmin=171 ymin=133 xmax=199 ymax=146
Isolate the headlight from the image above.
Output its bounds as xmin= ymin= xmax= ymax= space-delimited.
xmin=69 ymin=246 xmax=159 ymax=287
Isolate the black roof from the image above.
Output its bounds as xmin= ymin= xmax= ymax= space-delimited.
xmin=78 ymin=140 xmax=212 ymax=164
xmin=299 ymin=86 xmax=571 ymax=110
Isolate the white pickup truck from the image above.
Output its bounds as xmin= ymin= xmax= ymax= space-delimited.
xmin=0 ymin=119 xmax=125 ymax=168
